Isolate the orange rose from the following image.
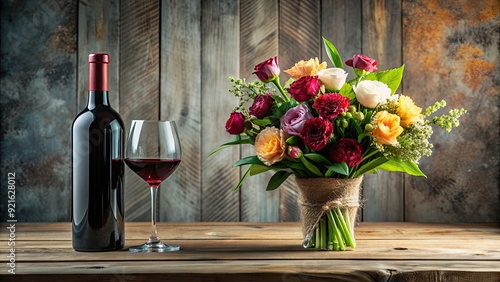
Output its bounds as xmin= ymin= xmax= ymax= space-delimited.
xmin=397 ymin=95 xmax=422 ymax=128
xmin=255 ymin=127 xmax=286 ymax=166
xmin=284 ymin=58 xmax=327 ymax=79
xmin=372 ymin=111 xmax=404 ymax=146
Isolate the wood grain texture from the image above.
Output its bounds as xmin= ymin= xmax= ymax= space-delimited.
xmin=279 ymin=0 xmax=322 ymax=222
xmin=239 ymin=0 xmax=280 ymax=222
xmin=200 ymin=0 xmax=241 ymax=221
xmin=361 ymin=0 xmax=404 ymax=222
xmin=0 ymin=0 xmax=77 ymax=222
xmin=0 ymin=222 xmax=498 ymax=281
xmin=402 ymin=0 xmax=500 ymax=222
xmin=119 ymin=0 xmax=160 ymax=221
xmin=77 ymin=0 xmax=120 ymax=111
xmin=321 ymin=0 xmax=362 ymax=81
xmin=159 ymin=0 xmax=202 ymax=222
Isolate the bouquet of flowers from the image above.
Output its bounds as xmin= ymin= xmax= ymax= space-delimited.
xmin=212 ymin=38 xmax=466 ymax=251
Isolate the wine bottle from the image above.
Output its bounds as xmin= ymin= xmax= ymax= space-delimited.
xmin=72 ymin=53 xmax=124 ymax=251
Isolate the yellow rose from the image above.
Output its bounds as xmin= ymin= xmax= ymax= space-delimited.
xmin=372 ymin=111 xmax=404 ymax=146
xmin=397 ymin=95 xmax=422 ymax=127
xmin=255 ymin=127 xmax=286 ymax=166
xmin=284 ymin=58 xmax=327 ymax=79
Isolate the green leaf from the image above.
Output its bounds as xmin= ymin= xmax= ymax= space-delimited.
xmin=286 ymin=135 xmax=302 ymax=146
xmin=323 ymin=37 xmax=343 ymax=68
xmin=249 ymin=164 xmax=273 ymax=176
xmin=233 ymin=156 xmax=264 ymax=167
xmin=299 ymin=156 xmax=323 ymax=176
xmin=251 ymin=117 xmax=271 ymax=127
xmin=304 ymin=153 xmax=333 ymax=165
xmin=364 ymin=65 xmax=405 ymax=95
xmin=339 ymin=82 xmax=355 ymax=99
xmin=377 ymin=159 xmax=427 ymax=177
xmin=208 ymin=135 xmax=253 ymax=157
xmin=233 ymin=165 xmax=253 ymax=191
xmin=327 ymin=162 xmax=349 ymax=176
xmin=352 ymin=157 xmax=389 ymax=178
xmin=266 ymin=171 xmax=294 ymax=191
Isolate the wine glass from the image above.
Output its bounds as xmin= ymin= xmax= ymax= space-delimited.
xmin=125 ymin=120 xmax=182 ymax=252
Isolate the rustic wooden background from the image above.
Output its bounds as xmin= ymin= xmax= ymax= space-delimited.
xmin=1 ymin=0 xmax=498 ymax=223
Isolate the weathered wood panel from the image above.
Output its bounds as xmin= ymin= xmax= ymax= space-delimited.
xmin=119 ymin=0 xmax=160 ymax=221
xmin=402 ymin=0 xmax=500 ymax=222
xmin=0 ymin=0 xmax=498 ymax=223
xmin=159 ymin=0 xmax=202 ymax=222
xmin=200 ymin=0 xmax=241 ymax=221
xmin=239 ymin=0 xmax=280 ymax=222
xmin=77 ymin=0 xmax=120 ymax=111
xmin=0 ymin=0 xmax=77 ymax=221
xmin=279 ymin=0 xmax=322 ymax=222
xmin=362 ymin=0 xmax=404 ymax=222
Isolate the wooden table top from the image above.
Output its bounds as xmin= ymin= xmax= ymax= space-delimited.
xmin=1 ymin=222 xmax=499 ymax=281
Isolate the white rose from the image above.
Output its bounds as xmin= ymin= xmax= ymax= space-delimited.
xmin=353 ymin=80 xmax=391 ymax=108
xmin=317 ymin=68 xmax=348 ymax=91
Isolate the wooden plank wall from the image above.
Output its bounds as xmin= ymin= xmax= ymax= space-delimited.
xmin=0 ymin=0 xmax=498 ymax=223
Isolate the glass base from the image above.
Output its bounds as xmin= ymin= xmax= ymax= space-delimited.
xmin=128 ymin=241 xmax=180 ymax=252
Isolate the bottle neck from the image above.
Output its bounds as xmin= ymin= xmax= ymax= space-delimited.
xmin=87 ymin=91 xmax=110 ymax=108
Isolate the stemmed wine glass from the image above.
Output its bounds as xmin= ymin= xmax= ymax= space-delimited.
xmin=125 ymin=120 xmax=182 ymax=252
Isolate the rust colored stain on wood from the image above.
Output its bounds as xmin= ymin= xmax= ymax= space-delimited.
xmin=403 ymin=0 xmax=499 ymax=222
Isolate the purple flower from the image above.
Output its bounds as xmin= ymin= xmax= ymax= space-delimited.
xmin=281 ymin=103 xmax=314 ymax=135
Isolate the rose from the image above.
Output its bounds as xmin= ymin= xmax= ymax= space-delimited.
xmin=329 ymin=138 xmax=363 ymax=167
xmin=397 ymin=95 xmax=422 ymax=127
xmin=249 ymin=94 xmax=274 ymax=118
xmin=254 ymin=127 xmax=286 ymax=166
xmin=313 ymin=93 xmax=350 ymax=120
xmin=281 ymin=103 xmax=314 ymax=135
xmin=284 ymin=57 xmax=327 ymax=79
xmin=301 ymin=117 xmax=333 ymax=151
xmin=225 ymin=112 xmax=245 ymax=135
xmin=287 ymin=76 xmax=320 ymax=102
xmin=371 ymin=111 xmax=404 ymax=146
xmin=317 ymin=68 xmax=348 ymax=91
xmin=345 ymin=54 xmax=378 ymax=73
xmin=287 ymin=146 xmax=302 ymax=159
xmin=253 ymin=56 xmax=280 ymax=83
xmin=353 ymin=80 xmax=391 ymax=108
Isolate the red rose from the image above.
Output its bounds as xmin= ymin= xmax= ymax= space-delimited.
xmin=313 ymin=93 xmax=350 ymax=120
xmin=253 ymin=56 xmax=280 ymax=83
xmin=225 ymin=112 xmax=245 ymax=135
xmin=329 ymin=138 xmax=363 ymax=167
xmin=249 ymin=94 xmax=274 ymax=118
xmin=301 ymin=117 xmax=333 ymax=151
xmin=287 ymin=76 xmax=320 ymax=102
xmin=345 ymin=54 xmax=378 ymax=73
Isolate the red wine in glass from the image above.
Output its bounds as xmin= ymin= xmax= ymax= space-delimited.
xmin=125 ymin=120 xmax=182 ymax=252
xmin=125 ymin=158 xmax=181 ymax=188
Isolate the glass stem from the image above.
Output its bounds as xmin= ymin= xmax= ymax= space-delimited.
xmin=148 ymin=186 xmax=160 ymax=244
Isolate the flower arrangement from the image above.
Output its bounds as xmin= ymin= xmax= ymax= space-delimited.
xmin=213 ymin=38 xmax=466 ymax=251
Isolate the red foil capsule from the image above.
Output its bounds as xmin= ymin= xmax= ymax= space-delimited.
xmin=88 ymin=53 xmax=109 ymax=91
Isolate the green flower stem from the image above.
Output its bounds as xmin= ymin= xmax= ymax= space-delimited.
xmin=271 ymin=77 xmax=290 ymax=102
xmin=320 ymin=218 xmax=327 ymax=249
xmin=315 ymin=224 xmax=320 ymax=249
xmin=327 ymin=211 xmax=345 ymax=251
xmin=334 ymin=208 xmax=355 ymax=248
xmin=343 ymin=210 xmax=355 ymax=247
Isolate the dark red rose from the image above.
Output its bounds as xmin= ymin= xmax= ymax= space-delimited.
xmin=253 ymin=56 xmax=280 ymax=83
xmin=345 ymin=54 xmax=378 ymax=72
xmin=329 ymin=138 xmax=363 ymax=167
xmin=249 ymin=94 xmax=274 ymax=118
xmin=301 ymin=117 xmax=333 ymax=151
xmin=287 ymin=76 xmax=320 ymax=102
xmin=313 ymin=93 xmax=350 ymax=120
xmin=225 ymin=112 xmax=245 ymax=135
